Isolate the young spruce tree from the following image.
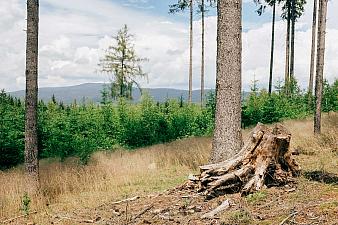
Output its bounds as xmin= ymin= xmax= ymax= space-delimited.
xmin=99 ymin=25 xmax=148 ymax=100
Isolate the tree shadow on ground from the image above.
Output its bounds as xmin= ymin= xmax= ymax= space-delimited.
xmin=303 ymin=170 xmax=338 ymax=185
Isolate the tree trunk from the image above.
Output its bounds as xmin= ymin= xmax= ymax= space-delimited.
xmin=308 ymin=0 xmax=318 ymax=101
xmin=314 ymin=0 xmax=328 ymax=134
xmin=188 ymin=0 xmax=193 ymax=103
xmin=200 ymin=0 xmax=205 ymax=107
xmin=290 ymin=0 xmax=296 ymax=83
xmin=25 ymin=0 xmax=39 ymax=192
xmin=121 ymin=46 xmax=126 ymax=98
xmin=284 ymin=0 xmax=291 ymax=94
xmin=268 ymin=2 xmax=276 ymax=94
xmin=188 ymin=124 xmax=300 ymax=198
xmin=210 ymin=0 xmax=242 ymax=163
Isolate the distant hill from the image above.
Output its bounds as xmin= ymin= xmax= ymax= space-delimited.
xmin=9 ymin=83 xmax=217 ymax=104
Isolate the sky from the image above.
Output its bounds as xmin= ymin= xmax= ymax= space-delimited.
xmin=0 ymin=0 xmax=337 ymax=92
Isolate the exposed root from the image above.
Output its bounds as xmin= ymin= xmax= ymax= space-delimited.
xmin=189 ymin=123 xmax=300 ymax=197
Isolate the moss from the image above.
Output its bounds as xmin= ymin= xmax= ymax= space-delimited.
xmin=246 ymin=191 xmax=267 ymax=204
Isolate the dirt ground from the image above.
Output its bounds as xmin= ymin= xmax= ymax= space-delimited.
xmin=7 ymin=175 xmax=338 ymax=225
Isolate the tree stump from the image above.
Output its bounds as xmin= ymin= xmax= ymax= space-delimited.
xmin=190 ymin=123 xmax=300 ymax=198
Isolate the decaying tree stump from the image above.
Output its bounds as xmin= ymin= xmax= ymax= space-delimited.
xmin=189 ymin=123 xmax=300 ymax=198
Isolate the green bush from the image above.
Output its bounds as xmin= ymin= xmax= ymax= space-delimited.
xmin=0 ymin=78 xmax=337 ymax=169
xmin=0 ymin=91 xmax=24 ymax=169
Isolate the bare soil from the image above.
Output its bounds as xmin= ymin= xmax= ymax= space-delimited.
xmin=8 ymin=175 xmax=338 ymax=225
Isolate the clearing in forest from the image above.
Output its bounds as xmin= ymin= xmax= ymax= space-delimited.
xmin=1 ymin=114 xmax=337 ymax=224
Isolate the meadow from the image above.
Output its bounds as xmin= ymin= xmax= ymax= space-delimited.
xmin=1 ymin=113 xmax=337 ymax=224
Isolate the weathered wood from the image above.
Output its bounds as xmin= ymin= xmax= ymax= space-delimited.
xmin=111 ymin=196 xmax=139 ymax=205
xmin=201 ymin=199 xmax=231 ymax=219
xmin=190 ymin=123 xmax=300 ymax=197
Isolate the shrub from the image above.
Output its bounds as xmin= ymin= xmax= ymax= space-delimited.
xmin=0 ymin=78 xmax=337 ymax=169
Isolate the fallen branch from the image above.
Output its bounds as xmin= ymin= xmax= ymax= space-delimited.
xmin=97 ymin=196 xmax=140 ymax=208
xmin=1 ymin=211 xmax=37 ymax=224
xmin=279 ymin=212 xmax=298 ymax=225
xmin=131 ymin=204 xmax=154 ymax=221
xmin=111 ymin=196 xmax=140 ymax=205
xmin=201 ymin=199 xmax=231 ymax=219
xmin=54 ymin=215 xmax=101 ymax=223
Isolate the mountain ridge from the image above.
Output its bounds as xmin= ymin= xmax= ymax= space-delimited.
xmin=9 ymin=83 xmax=216 ymax=104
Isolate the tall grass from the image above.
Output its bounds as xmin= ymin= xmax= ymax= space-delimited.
xmin=0 ymin=137 xmax=211 ymax=218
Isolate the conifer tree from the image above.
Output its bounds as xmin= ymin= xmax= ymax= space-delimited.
xmin=25 ymin=0 xmax=40 ymax=192
xmin=99 ymin=25 xmax=148 ymax=100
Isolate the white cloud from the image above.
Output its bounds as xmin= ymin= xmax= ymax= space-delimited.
xmin=241 ymin=0 xmax=338 ymax=90
xmin=0 ymin=0 xmax=337 ymax=92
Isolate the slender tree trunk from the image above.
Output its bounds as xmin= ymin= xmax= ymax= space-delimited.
xmin=314 ymin=0 xmax=328 ymax=134
xmin=284 ymin=0 xmax=291 ymax=94
xmin=201 ymin=0 xmax=205 ymax=106
xmin=268 ymin=2 xmax=276 ymax=94
xmin=25 ymin=0 xmax=39 ymax=192
xmin=290 ymin=0 xmax=296 ymax=84
xmin=188 ymin=0 xmax=193 ymax=103
xmin=210 ymin=0 xmax=242 ymax=163
xmin=120 ymin=77 xmax=123 ymax=97
xmin=308 ymin=0 xmax=318 ymax=100
xmin=121 ymin=48 xmax=125 ymax=98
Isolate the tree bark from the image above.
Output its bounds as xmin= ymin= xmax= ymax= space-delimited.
xmin=200 ymin=0 xmax=205 ymax=107
xmin=25 ymin=0 xmax=39 ymax=192
xmin=284 ymin=0 xmax=291 ymax=94
xmin=189 ymin=124 xmax=300 ymax=198
xmin=268 ymin=2 xmax=276 ymax=94
xmin=189 ymin=0 xmax=193 ymax=103
xmin=308 ymin=0 xmax=318 ymax=100
xmin=210 ymin=0 xmax=242 ymax=163
xmin=314 ymin=0 xmax=328 ymax=134
xmin=290 ymin=0 xmax=296 ymax=83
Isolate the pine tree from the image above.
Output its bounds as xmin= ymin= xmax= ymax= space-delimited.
xmin=169 ymin=0 xmax=194 ymax=103
xmin=200 ymin=0 xmax=205 ymax=106
xmin=308 ymin=0 xmax=318 ymax=101
xmin=314 ymin=0 xmax=328 ymax=134
xmin=25 ymin=0 xmax=40 ymax=192
xmin=254 ymin=0 xmax=277 ymax=94
xmin=280 ymin=0 xmax=306 ymax=93
xmin=210 ymin=0 xmax=243 ymax=163
xmin=99 ymin=25 xmax=148 ymax=100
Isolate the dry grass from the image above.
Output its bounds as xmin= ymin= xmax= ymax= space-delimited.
xmin=284 ymin=112 xmax=338 ymax=173
xmin=0 ymin=113 xmax=337 ymax=223
xmin=0 ymin=137 xmax=211 ymax=219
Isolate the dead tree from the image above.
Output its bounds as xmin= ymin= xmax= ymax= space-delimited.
xmin=189 ymin=123 xmax=300 ymax=198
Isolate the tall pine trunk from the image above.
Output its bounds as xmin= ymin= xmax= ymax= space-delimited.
xmin=188 ymin=0 xmax=193 ymax=103
xmin=308 ymin=0 xmax=318 ymax=100
xmin=314 ymin=0 xmax=328 ymax=134
xmin=268 ymin=1 xmax=276 ymax=94
xmin=25 ymin=0 xmax=39 ymax=191
xmin=284 ymin=0 xmax=291 ymax=94
xmin=201 ymin=0 xmax=205 ymax=106
xmin=210 ymin=0 xmax=242 ymax=163
xmin=290 ymin=0 xmax=296 ymax=87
